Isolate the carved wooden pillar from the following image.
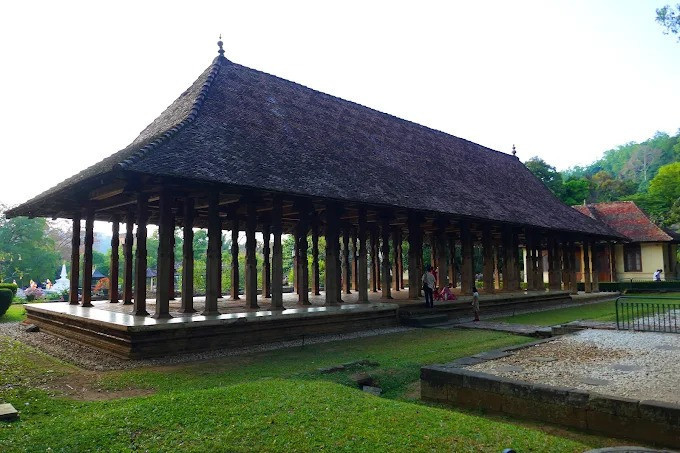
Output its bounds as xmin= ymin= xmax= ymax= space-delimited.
xmin=398 ymin=234 xmax=405 ymax=290
xmin=262 ymin=222 xmax=271 ymax=298
xmin=168 ymin=213 xmax=176 ymax=300
xmin=352 ymin=229 xmax=358 ymax=291
xmin=380 ymin=216 xmax=392 ymax=299
xmin=230 ymin=217 xmax=240 ymax=300
xmin=408 ymin=215 xmax=422 ymax=300
xmin=312 ymin=222 xmax=321 ymax=295
xmin=81 ymin=207 xmax=95 ymax=307
xmin=547 ymin=236 xmax=557 ymax=290
xmin=271 ymin=197 xmax=284 ymax=309
xmin=342 ymin=227 xmax=351 ymax=294
xmin=153 ymin=190 xmax=173 ymax=319
xmin=561 ymin=240 xmax=571 ymax=292
xmin=536 ymin=239 xmax=545 ymax=291
xmin=525 ymin=233 xmax=534 ymax=291
xmin=203 ymin=192 xmax=221 ymax=315
xmin=123 ymin=209 xmax=134 ymax=305
xmin=69 ymin=213 xmax=81 ymax=305
xmin=448 ymin=234 xmax=456 ymax=289
xmin=609 ymin=241 xmax=616 ymax=282
xmin=512 ymin=229 xmax=522 ymax=291
xmin=133 ymin=194 xmax=149 ymax=316
xmin=370 ymin=227 xmax=378 ymax=292
xmin=357 ymin=208 xmax=369 ymax=302
xmin=482 ymin=225 xmax=495 ymax=294
xmin=325 ymin=203 xmax=342 ymax=305
xmin=180 ymin=197 xmax=195 ymax=313
xmin=494 ymin=240 xmax=502 ymax=291
xmin=296 ymin=214 xmax=310 ymax=306
xmin=460 ymin=221 xmax=474 ymax=295
xmin=436 ymin=225 xmax=448 ymax=289
xmin=583 ymin=239 xmax=592 ymax=293
xmin=392 ymin=228 xmax=401 ymax=291
xmin=109 ymin=216 xmax=120 ymax=303
xmin=245 ymin=203 xmax=258 ymax=309
xmin=592 ymin=242 xmax=600 ymax=292
xmin=502 ymin=226 xmax=516 ymax=291
xmin=293 ymin=236 xmax=298 ymax=294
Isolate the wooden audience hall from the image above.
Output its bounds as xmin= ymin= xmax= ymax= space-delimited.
xmin=6 ymin=41 xmax=621 ymax=354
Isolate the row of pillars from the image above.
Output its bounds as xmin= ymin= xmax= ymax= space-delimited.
xmin=68 ymin=194 xmax=604 ymax=318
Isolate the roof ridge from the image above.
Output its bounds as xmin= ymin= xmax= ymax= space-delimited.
xmin=117 ymin=56 xmax=225 ymax=170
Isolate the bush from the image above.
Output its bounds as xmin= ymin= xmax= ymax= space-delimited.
xmin=0 ymin=289 xmax=12 ymax=317
xmin=24 ymin=286 xmax=44 ymax=301
xmin=0 ymin=283 xmax=18 ymax=296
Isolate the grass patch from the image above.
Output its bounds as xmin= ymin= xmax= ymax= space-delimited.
xmin=496 ymin=300 xmax=618 ymax=326
xmin=496 ymin=292 xmax=680 ymax=326
xmin=0 ymin=328 xmax=625 ymax=451
xmin=0 ymin=305 xmax=26 ymax=323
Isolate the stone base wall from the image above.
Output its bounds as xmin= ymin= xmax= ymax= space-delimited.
xmin=421 ymin=352 xmax=680 ymax=449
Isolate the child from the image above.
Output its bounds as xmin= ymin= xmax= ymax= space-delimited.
xmin=471 ymin=286 xmax=480 ymax=321
xmin=441 ymin=283 xmax=457 ymax=301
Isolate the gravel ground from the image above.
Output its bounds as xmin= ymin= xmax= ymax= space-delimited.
xmin=0 ymin=323 xmax=413 ymax=371
xmin=624 ymin=307 xmax=680 ymax=333
xmin=469 ymin=329 xmax=680 ymax=404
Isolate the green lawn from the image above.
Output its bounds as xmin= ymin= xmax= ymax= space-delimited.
xmin=0 ymin=327 xmax=623 ymax=451
xmin=0 ymin=305 xmax=26 ymax=323
xmin=496 ymin=293 xmax=680 ymax=326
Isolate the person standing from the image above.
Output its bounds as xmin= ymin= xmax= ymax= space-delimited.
xmin=654 ymin=269 xmax=662 ymax=282
xmin=471 ymin=286 xmax=480 ymax=321
xmin=422 ymin=264 xmax=436 ymax=308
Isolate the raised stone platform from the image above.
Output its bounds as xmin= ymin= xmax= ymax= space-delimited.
xmin=25 ymin=300 xmax=399 ymax=359
xmin=421 ymin=331 xmax=680 ymax=449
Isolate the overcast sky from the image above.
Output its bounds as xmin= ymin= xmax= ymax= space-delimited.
xmin=2 ymin=0 xmax=679 ymax=215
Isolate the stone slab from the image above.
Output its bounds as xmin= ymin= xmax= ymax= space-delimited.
xmin=0 ymin=403 xmax=18 ymax=421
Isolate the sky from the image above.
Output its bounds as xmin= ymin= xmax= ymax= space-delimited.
xmin=1 ymin=0 xmax=679 ymax=221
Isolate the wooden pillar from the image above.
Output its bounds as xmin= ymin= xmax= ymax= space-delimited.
xmin=502 ymin=226 xmax=516 ymax=291
xmin=122 ymin=210 xmax=134 ymax=305
xmin=493 ymin=241 xmax=502 ymax=290
xmin=325 ymin=203 xmax=342 ymax=305
xmin=392 ymin=229 xmax=401 ymax=291
xmin=271 ymin=197 xmax=284 ymax=309
xmin=153 ymin=190 xmax=173 ymax=319
xmin=407 ymin=215 xmax=421 ymax=299
xmin=357 ymin=209 xmax=369 ymax=302
xmin=262 ymin=223 xmax=271 ymax=298
xmin=592 ymin=242 xmax=600 ymax=292
xmin=547 ymin=236 xmax=557 ymax=290
xmin=583 ymin=240 xmax=592 ymax=293
xmin=380 ymin=215 xmax=392 ymax=299
xmin=436 ymin=225 xmax=448 ymax=289
xmin=460 ymin=221 xmax=474 ymax=295
xmin=398 ymin=233 xmax=405 ymax=290
xmin=230 ymin=217 xmax=240 ymax=300
xmin=512 ymin=230 xmax=522 ymax=291
xmin=609 ymin=241 xmax=616 ymax=282
xmin=293 ymin=237 xmax=299 ymax=294
xmin=245 ymin=203 xmax=258 ymax=309
xmin=296 ymin=215 xmax=310 ymax=305
xmin=448 ymin=234 xmax=457 ymax=289
xmin=561 ymin=240 xmax=571 ymax=291
xmin=341 ymin=227 xmax=351 ymax=294
xmin=81 ymin=207 xmax=94 ymax=307
xmin=351 ymin=229 xmax=359 ymax=291
xmin=570 ymin=242 xmax=579 ymax=294
xmin=69 ymin=214 xmax=81 ymax=305
xmin=109 ymin=216 xmax=120 ymax=303
xmin=376 ymin=232 xmax=382 ymax=291
xmin=536 ymin=239 xmax=545 ymax=291
xmin=525 ymin=233 xmax=534 ymax=291
xmin=203 ymin=192 xmax=221 ymax=315
xmin=482 ymin=225 xmax=495 ymax=294
xmin=168 ymin=214 xmax=176 ymax=300
xmin=312 ymin=222 xmax=321 ymax=295
xmin=180 ymin=197 xmax=195 ymax=313
xmin=133 ymin=194 xmax=149 ymax=316
xmin=370 ymin=227 xmax=378 ymax=292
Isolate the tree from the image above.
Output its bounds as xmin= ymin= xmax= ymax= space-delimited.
xmin=561 ymin=178 xmax=591 ymax=206
xmin=657 ymin=4 xmax=680 ymax=41
xmin=0 ymin=212 xmax=61 ymax=286
xmin=525 ymin=157 xmax=564 ymax=197
xmin=646 ymin=161 xmax=680 ymax=225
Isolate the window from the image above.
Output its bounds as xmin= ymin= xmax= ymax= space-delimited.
xmin=623 ymin=244 xmax=642 ymax=272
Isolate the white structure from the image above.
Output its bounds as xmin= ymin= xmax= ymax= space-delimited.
xmin=50 ymin=263 xmax=70 ymax=293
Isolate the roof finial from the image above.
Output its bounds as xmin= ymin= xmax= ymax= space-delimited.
xmin=217 ymin=34 xmax=225 ymax=57
xmin=512 ymin=144 xmax=517 ymax=156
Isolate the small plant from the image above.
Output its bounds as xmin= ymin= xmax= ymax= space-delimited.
xmin=24 ymin=286 xmax=44 ymax=301
xmin=0 ymin=289 xmax=12 ymax=317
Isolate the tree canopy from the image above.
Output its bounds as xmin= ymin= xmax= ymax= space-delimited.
xmin=657 ymin=4 xmax=680 ymax=41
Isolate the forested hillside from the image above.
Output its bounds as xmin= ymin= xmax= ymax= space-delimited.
xmin=526 ymin=130 xmax=680 ymax=228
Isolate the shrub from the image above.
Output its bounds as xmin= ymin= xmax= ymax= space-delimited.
xmin=0 ymin=283 xmax=18 ymax=296
xmin=24 ymin=286 xmax=44 ymax=301
xmin=0 ymin=289 xmax=12 ymax=317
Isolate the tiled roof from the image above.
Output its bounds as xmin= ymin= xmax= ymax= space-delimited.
xmin=573 ymin=201 xmax=678 ymax=242
xmin=7 ymin=51 xmax=618 ymax=237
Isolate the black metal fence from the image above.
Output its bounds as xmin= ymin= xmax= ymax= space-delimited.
xmin=615 ymin=296 xmax=680 ymax=333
